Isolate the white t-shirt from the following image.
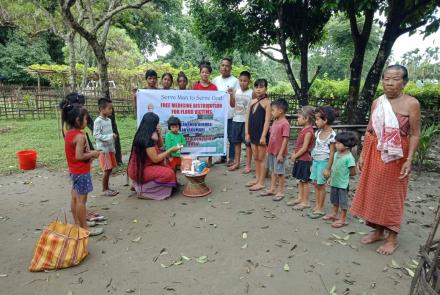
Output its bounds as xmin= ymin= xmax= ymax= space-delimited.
xmin=232 ymin=88 xmax=252 ymax=122
xmin=311 ymin=129 xmax=336 ymax=161
xmin=213 ymin=75 xmax=239 ymax=119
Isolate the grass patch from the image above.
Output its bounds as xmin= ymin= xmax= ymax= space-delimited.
xmin=0 ymin=117 xmax=137 ymax=175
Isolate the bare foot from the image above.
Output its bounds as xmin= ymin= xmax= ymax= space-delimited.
xmin=361 ymin=231 xmax=385 ymax=244
xmin=376 ymin=240 xmax=399 ymax=255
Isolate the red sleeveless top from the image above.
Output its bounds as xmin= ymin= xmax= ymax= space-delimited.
xmin=65 ymin=129 xmax=91 ymax=174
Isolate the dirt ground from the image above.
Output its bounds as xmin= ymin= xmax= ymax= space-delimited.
xmin=0 ymin=164 xmax=439 ymax=295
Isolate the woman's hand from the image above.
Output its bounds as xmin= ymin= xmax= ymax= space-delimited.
xmin=357 ymin=157 xmax=364 ymax=173
xmin=399 ymin=159 xmax=412 ymax=179
xmin=260 ymin=136 xmax=266 ymax=146
xmin=245 ymin=133 xmax=250 ymax=143
xmin=168 ymin=146 xmax=180 ymax=153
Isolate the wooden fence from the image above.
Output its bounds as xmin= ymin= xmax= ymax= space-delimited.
xmin=0 ymin=86 xmax=438 ymax=125
xmin=0 ymin=86 xmax=134 ymax=119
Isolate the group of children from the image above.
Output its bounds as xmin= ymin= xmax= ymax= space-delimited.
xmin=240 ymin=88 xmax=358 ymax=228
xmin=59 ymin=69 xmax=358 ymax=237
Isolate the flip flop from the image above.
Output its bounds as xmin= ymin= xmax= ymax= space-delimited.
xmin=228 ymin=165 xmax=239 ymax=171
xmin=89 ymin=227 xmax=104 ymax=236
xmin=260 ymin=191 xmax=275 ymax=196
xmin=323 ymin=214 xmax=338 ymax=221
xmin=242 ymin=168 xmax=252 ymax=174
xmin=331 ymin=220 xmax=348 ymax=228
xmin=272 ymin=194 xmax=285 ymax=201
xmin=245 ymin=181 xmax=257 ymax=187
xmin=102 ymin=190 xmax=118 ymax=197
xmin=249 ymin=185 xmax=265 ymax=191
xmin=87 ymin=212 xmax=107 ymax=222
xmin=286 ymin=199 xmax=301 ymax=206
xmin=293 ymin=204 xmax=310 ymax=210
xmin=307 ymin=211 xmax=326 ymax=219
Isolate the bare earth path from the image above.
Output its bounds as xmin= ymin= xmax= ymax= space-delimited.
xmin=0 ymin=166 xmax=438 ymax=295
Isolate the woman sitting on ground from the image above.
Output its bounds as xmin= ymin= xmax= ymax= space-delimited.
xmin=127 ymin=112 xmax=180 ymax=200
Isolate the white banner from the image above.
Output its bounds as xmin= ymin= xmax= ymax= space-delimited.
xmin=137 ymin=89 xmax=228 ymax=156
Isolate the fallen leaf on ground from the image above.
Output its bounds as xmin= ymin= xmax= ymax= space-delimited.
xmin=242 ymin=232 xmax=247 ymax=239
xmin=131 ymin=236 xmax=142 ymax=242
xmin=125 ymin=289 xmax=135 ymax=293
xmin=283 ymin=263 xmax=290 ymax=272
xmin=241 ymin=243 xmax=248 ymax=249
xmin=389 ymin=259 xmax=401 ymax=269
xmin=0 ymin=274 xmax=7 ymax=278
xmin=196 ymin=256 xmax=208 ymax=263
xmin=405 ymin=268 xmax=415 ymax=277
xmin=181 ymin=255 xmax=191 ymax=261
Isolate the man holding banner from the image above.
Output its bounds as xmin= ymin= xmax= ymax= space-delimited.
xmin=213 ymin=57 xmax=239 ymax=165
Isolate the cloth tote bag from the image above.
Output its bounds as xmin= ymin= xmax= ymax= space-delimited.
xmin=29 ymin=219 xmax=89 ymax=272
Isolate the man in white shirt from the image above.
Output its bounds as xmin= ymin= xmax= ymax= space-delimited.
xmin=213 ymin=57 xmax=239 ymax=165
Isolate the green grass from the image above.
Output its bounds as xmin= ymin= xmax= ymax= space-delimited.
xmin=0 ymin=117 xmax=137 ymax=175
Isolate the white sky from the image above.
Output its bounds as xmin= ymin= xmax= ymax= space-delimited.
xmin=147 ymin=20 xmax=440 ymax=62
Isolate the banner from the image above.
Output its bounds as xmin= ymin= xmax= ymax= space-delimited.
xmin=137 ymin=89 xmax=228 ymax=156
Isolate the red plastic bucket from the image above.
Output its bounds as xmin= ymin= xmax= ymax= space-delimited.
xmin=16 ymin=150 xmax=37 ymax=170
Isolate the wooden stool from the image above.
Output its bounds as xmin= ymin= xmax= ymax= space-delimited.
xmin=182 ymin=171 xmax=211 ymax=197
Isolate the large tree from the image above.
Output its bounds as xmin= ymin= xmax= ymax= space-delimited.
xmin=191 ymin=0 xmax=332 ymax=106
xmin=60 ymin=0 xmax=156 ymax=164
xmin=339 ymin=0 xmax=439 ymax=123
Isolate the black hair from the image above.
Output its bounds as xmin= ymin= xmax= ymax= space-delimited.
xmin=239 ymin=71 xmax=251 ymax=79
xmin=161 ymin=72 xmax=173 ymax=83
xmin=168 ymin=116 xmax=182 ymax=130
xmin=199 ymin=62 xmax=213 ymax=73
xmin=382 ymin=64 xmax=409 ymax=84
xmin=98 ymin=97 xmax=112 ymax=110
xmin=335 ymin=131 xmax=358 ymax=148
xmin=254 ymin=78 xmax=268 ymax=88
xmin=145 ymin=69 xmax=158 ymax=79
xmin=65 ymin=92 xmax=85 ymax=106
xmin=221 ymin=57 xmax=233 ymax=65
xmin=271 ymin=99 xmax=288 ymax=113
xmin=128 ymin=112 xmax=160 ymax=183
xmin=315 ymin=105 xmax=336 ymax=125
xmin=177 ymin=71 xmax=188 ymax=82
xmin=59 ymin=99 xmax=89 ymax=130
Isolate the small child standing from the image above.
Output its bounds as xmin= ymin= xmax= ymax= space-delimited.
xmin=323 ymin=132 xmax=357 ymax=228
xmin=60 ymin=100 xmax=102 ymax=236
xmin=260 ymin=99 xmax=290 ymax=201
xmin=288 ymin=106 xmax=315 ymax=209
xmin=165 ymin=116 xmax=186 ymax=171
xmin=229 ymin=71 xmax=253 ymax=172
xmin=245 ymin=79 xmax=271 ymax=191
xmin=93 ymin=98 xmax=118 ymax=197
xmin=308 ymin=106 xmax=336 ymax=219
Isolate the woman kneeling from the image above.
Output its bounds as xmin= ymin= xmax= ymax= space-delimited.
xmin=128 ymin=112 xmax=180 ymax=200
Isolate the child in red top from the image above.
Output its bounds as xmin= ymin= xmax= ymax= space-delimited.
xmin=60 ymin=99 xmax=102 ymax=236
xmin=192 ymin=63 xmax=218 ymax=91
xmin=287 ymin=106 xmax=315 ymax=209
xmin=260 ymin=99 xmax=291 ymax=201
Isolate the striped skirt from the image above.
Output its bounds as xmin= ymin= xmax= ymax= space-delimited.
xmin=350 ymin=132 xmax=410 ymax=233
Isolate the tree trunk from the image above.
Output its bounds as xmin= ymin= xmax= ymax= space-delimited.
xmin=91 ymin=43 xmax=122 ymax=164
xmin=299 ymin=42 xmax=309 ymax=106
xmin=356 ymin=22 xmax=400 ymax=123
xmin=67 ymin=33 xmax=77 ymax=92
xmin=346 ymin=8 xmax=374 ymax=124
